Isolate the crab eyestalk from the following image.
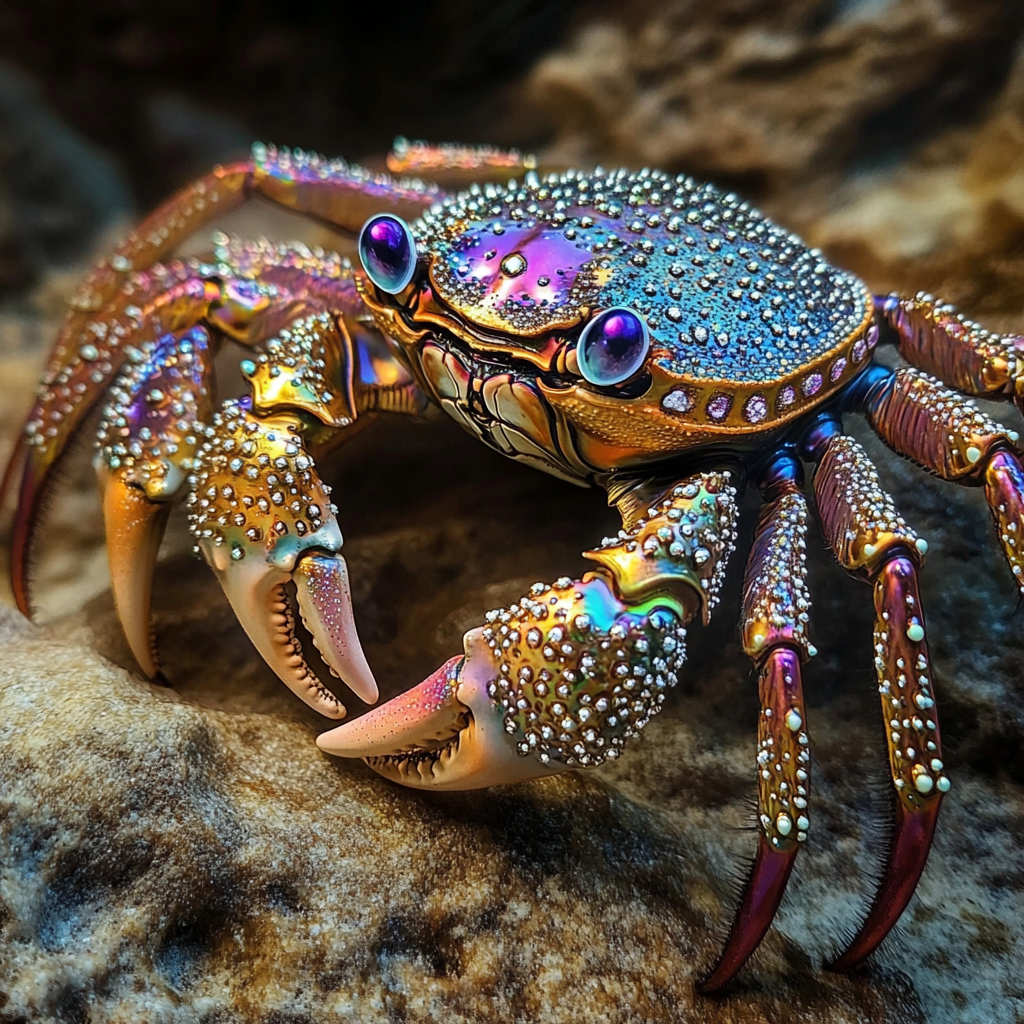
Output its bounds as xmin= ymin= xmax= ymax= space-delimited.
xmin=188 ymin=397 xmax=376 ymax=717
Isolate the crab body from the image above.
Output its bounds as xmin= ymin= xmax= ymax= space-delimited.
xmin=5 ymin=139 xmax=1024 ymax=993
xmin=367 ymin=171 xmax=874 ymax=482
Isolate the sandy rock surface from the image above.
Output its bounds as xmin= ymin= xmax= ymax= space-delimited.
xmin=2 ymin=2 xmax=1024 ymax=1020
xmin=1 ymin=412 xmax=1022 ymax=1023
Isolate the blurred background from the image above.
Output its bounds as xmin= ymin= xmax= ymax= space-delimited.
xmin=3 ymin=0 xmax=1024 ymax=307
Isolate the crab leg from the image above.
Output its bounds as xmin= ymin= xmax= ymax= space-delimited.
xmin=94 ymin=295 xmax=420 ymax=698
xmin=386 ymin=138 xmax=537 ymax=187
xmin=809 ymin=427 xmax=945 ymax=969
xmin=318 ymin=472 xmax=739 ymax=788
xmin=700 ymin=455 xmax=812 ymax=993
xmin=9 ymin=264 xmax=223 ymax=614
xmin=95 ymin=325 xmax=215 ymax=674
xmin=2 ymin=151 xmax=438 ymax=610
xmin=877 ymin=293 xmax=1023 ymax=408
xmin=7 ymin=238 xmax=384 ymax=617
xmin=84 ymin=251 xmax=374 ymax=673
xmin=830 ymin=554 xmax=946 ymax=969
xmin=861 ymin=364 xmax=1024 ymax=596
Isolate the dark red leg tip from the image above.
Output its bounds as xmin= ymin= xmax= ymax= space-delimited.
xmin=697 ymin=835 xmax=799 ymax=994
xmin=827 ymin=797 xmax=941 ymax=971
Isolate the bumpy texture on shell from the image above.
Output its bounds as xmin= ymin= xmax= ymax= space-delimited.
xmin=482 ymin=574 xmax=688 ymax=769
xmin=415 ymin=168 xmax=871 ymax=387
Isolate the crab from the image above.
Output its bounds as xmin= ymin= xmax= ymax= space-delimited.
xmin=5 ymin=138 xmax=1024 ymax=992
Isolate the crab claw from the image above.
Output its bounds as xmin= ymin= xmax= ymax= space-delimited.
xmin=189 ymin=398 xmax=376 ymax=717
xmin=317 ymin=630 xmax=561 ymax=788
xmin=319 ymin=571 xmax=691 ymax=789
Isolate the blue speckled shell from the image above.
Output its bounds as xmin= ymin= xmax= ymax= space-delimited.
xmin=415 ymin=169 xmax=870 ymax=387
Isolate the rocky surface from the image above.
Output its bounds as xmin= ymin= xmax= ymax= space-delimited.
xmin=1 ymin=414 xmax=1022 ymax=1024
xmin=2 ymin=1 xmax=1024 ymax=1021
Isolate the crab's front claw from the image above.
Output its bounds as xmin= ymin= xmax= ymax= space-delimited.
xmin=189 ymin=398 xmax=376 ymax=717
xmin=319 ymin=571 xmax=693 ymax=789
xmin=317 ymin=632 xmax=562 ymax=789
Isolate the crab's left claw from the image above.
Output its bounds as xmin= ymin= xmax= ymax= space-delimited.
xmin=317 ymin=632 xmax=563 ymax=789
xmin=319 ymin=570 xmax=694 ymax=788
xmin=189 ymin=398 xmax=376 ymax=717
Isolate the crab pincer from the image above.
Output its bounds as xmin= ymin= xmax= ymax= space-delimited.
xmin=319 ymin=475 xmax=735 ymax=791
xmin=188 ymin=398 xmax=377 ymax=717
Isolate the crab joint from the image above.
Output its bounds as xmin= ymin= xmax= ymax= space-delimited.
xmin=188 ymin=398 xmax=376 ymax=716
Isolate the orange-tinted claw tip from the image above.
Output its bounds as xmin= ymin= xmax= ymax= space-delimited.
xmin=697 ymin=835 xmax=799 ymax=994
xmin=101 ymin=470 xmax=172 ymax=678
xmin=827 ymin=796 xmax=941 ymax=971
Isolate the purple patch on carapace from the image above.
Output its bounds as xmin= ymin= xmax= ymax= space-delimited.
xmin=802 ymin=373 xmax=823 ymax=396
xmin=707 ymin=393 xmax=732 ymax=420
xmin=743 ymin=394 xmax=768 ymax=423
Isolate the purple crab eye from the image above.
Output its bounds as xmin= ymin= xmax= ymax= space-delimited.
xmin=577 ymin=307 xmax=650 ymax=387
xmin=358 ymin=214 xmax=417 ymax=294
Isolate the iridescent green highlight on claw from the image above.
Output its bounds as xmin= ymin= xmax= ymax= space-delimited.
xmin=482 ymin=574 xmax=689 ymax=768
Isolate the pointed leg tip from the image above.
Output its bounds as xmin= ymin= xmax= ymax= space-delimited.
xmin=696 ymin=838 xmax=799 ymax=995
xmin=129 ymin=642 xmax=162 ymax=681
xmin=12 ymin=589 xmax=33 ymax=619
xmin=825 ymin=797 xmax=941 ymax=972
xmin=824 ymin=948 xmax=866 ymax=973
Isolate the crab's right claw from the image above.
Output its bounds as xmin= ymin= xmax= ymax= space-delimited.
xmin=189 ymin=399 xmax=376 ymax=718
xmin=316 ymin=631 xmax=557 ymax=788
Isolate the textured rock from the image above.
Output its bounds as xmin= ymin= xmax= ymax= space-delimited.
xmin=1 ymin=411 xmax=1023 ymax=1023
xmin=527 ymin=0 xmax=1024 ymax=193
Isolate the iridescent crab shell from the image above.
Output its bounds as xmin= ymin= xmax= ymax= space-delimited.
xmin=412 ymin=169 xmax=875 ymax=434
